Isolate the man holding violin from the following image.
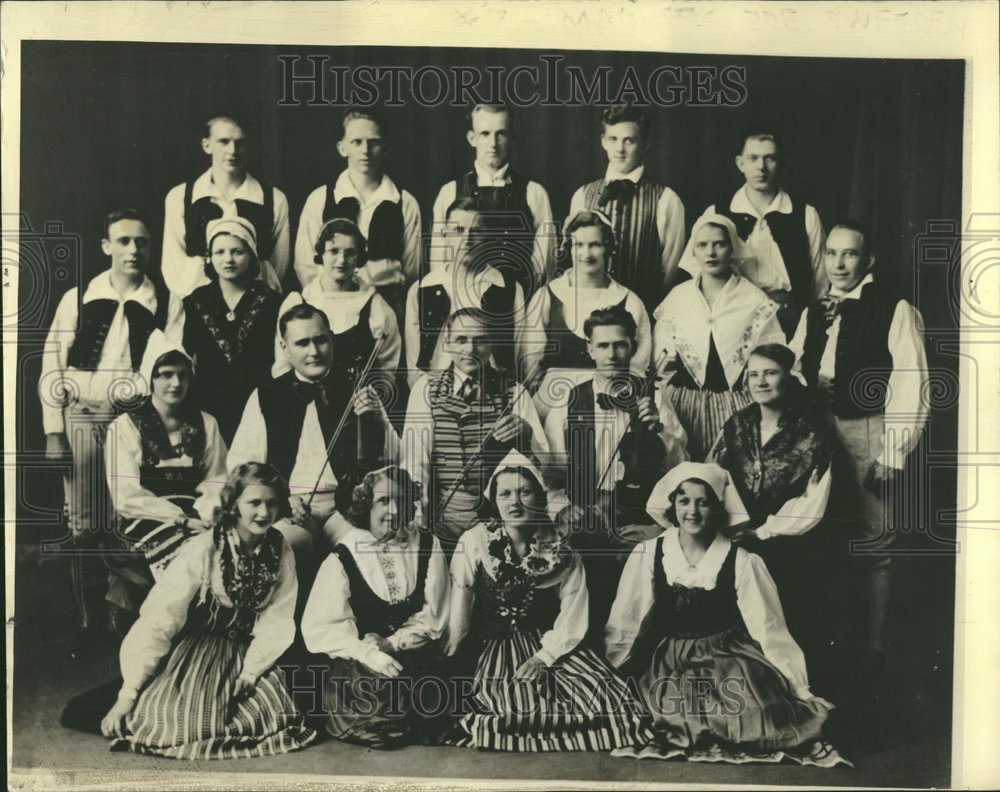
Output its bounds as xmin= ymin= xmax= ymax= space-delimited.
xmin=543 ymin=305 xmax=688 ymax=641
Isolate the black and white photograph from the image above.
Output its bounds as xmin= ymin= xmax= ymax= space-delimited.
xmin=3 ymin=1 xmax=998 ymax=789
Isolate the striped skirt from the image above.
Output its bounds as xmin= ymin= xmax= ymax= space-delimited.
xmin=110 ymin=630 xmax=316 ymax=759
xmin=663 ymin=385 xmax=753 ymax=462
xmin=447 ymin=629 xmax=653 ymax=752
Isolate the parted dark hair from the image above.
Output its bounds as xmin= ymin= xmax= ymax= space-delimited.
xmin=664 ymin=478 xmax=724 ymax=528
xmin=828 ymin=217 xmax=874 ymax=259
xmin=738 ymin=126 xmax=783 ymax=156
xmin=103 ymin=208 xmax=149 ymax=239
xmin=204 ymin=114 xmax=248 ymax=140
xmin=345 ymin=465 xmax=422 ymax=539
xmin=313 ymin=218 xmax=367 ymax=265
xmin=583 ymin=304 xmax=637 ymax=341
xmin=445 ymin=306 xmax=495 ymax=340
xmin=601 ymin=105 xmax=650 ymax=138
xmin=204 ymin=230 xmax=261 ymax=283
xmin=749 ymin=342 xmax=796 ymax=372
xmin=488 ymin=465 xmax=548 ymax=516
xmin=445 ymin=195 xmax=479 ymax=220
xmin=563 ymin=210 xmax=616 ymax=262
xmin=278 ymin=301 xmax=331 ymax=338
xmin=214 ymin=462 xmax=292 ymax=526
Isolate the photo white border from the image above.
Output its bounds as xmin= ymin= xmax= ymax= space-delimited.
xmin=3 ymin=1 xmax=998 ymax=789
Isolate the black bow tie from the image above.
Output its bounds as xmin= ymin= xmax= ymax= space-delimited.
xmin=294 ymin=379 xmax=329 ymax=407
xmin=596 ymin=386 xmax=635 ymax=412
xmin=819 ymin=295 xmax=846 ymax=326
xmin=598 ymin=179 xmax=636 ymax=208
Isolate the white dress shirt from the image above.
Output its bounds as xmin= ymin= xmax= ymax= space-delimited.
xmin=568 ymin=164 xmax=686 ymax=294
xmin=118 ymin=529 xmax=297 ymax=699
xmin=431 ymin=161 xmax=556 ymax=282
xmin=301 ymin=526 xmax=449 ymax=663
xmin=294 ymin=170 xmax=423 ymax=288
xmin=678 ymin=187 xmax=827 ymax=298
xmin=605 ymin=527 xmax=813 ymax=698
xmin=273 ymin=282 xmax=401 ymax=377
xmin=543 ymin=373 xmax=688 ymax=508
xmin=401 ymin=366 xmax=549 ymax=495
xmin=789 ymin=273 xmax=929 ymax=470
xmin=105 ymin=409 xmax=229 ymax=524
xmin=448 ymin=522 xmax=589 ymax=666
xmin=162 ymin=169 xmax=290 ymax=298
xmin=39 ymin=271 xmax=184 ymax=434
xmin=403 ymin=262 xmax=527 ymax=387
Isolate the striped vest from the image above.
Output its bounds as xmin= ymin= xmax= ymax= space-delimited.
xmin=580 ymin=177 xmax=666 ymax=305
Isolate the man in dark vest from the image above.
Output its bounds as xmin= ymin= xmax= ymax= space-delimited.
xmin=401 ymin=307 xmax=547 ymax=554
xmin=790 ymin=219 xmax=928 ymax=661
xmin=294 ymin=109 xmax=422 ymax=325
xmin=226 ymin=303 xmax=400 ymax=584
xmin=162 ymin=114 xmax=290 ymax=298
xmin=40 ymin=208 xmax=183 ymax=656
xmin=569 ymin=105 xmax=686 ymax=313
xmin=543 ymin=305 xmax=687 ymax=642
xmin=674 ymin=128 xmax=827 ymax=337
xmin=431 ymin=103 xmax=555 ymax=301
xmin=404 ymin=196 xmax=528 ymax=386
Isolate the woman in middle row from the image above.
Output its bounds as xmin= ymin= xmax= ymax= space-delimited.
xmin=652 ymin=213 xmax=785 ymax=460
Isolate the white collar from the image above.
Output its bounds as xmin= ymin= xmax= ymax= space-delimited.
xmin=589 ymin=372 xmax=630 ymax=399
xmin=830 ymin=272 xmax=875 ymax=300
xmin=451 ymin=365 xmax=471 ymax=388
xmin=474 ymin=160 xmax=510 ymax=185
xmin=82 ymin=270 xmax=157 ymax=311
xmin=341 ymin=525 xmax=412 ymax=551
xmin=730 ymin=185 xmax=791 ymax=218
xmin=604 ymin=163 xmax=645 ymax=184
xmin=662 ymin=526 xmax=732 ymax=590
xmin=292 ymin=370 xmax=330 ymax=385
xmin=333 ymin=169 xmax=400 ymax=206
xmin=301 ymin=278 xmax=375 ymax=303
xmin=191 ymin=168 xmax=263 ymax=204
xmin=420 ymin=262 xmax=506 ymax=290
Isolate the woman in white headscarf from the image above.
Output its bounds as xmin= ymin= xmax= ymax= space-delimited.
xmin=181 ymin=216 xmax=283 ymax=444
xmin=652 ymin=215 xmax=785 ymax=460
xmin=103 ymin=330 xmax=228 ymax=626
xmin=606 ymin=462 xmax=843 ymax=765
xmin=444 ymin=449 xmax=652 ymax=752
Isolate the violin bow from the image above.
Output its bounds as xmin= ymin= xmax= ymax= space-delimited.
xmin=304 ymin=333 xmax=387 ymax=510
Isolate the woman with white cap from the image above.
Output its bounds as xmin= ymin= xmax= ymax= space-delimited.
xmin=521 ymin=209 xmax=652 ymax=419
xmin=301 ymin=465 xmax=449 ymax=749
xmin=651 ymin=214 xmax=785 ymax=460
xmin=181 ymin=216 xmax=283 ymax=444
xmin=606 ymin=461 xmax=841 ymax=764
xmin=444 ymin=449 xmax=652 ymax=752
xmin=103 ymin=330 xmax=228 ymax=627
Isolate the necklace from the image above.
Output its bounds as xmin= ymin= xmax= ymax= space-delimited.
xmin=225 ymin=310 xmax=237 ymax=322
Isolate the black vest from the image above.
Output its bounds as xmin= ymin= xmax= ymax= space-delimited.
xmin=256 ymin=371 xmax=385 ymax=490
xmin=473 ymin=566 xmax=561 ymax=641
xmin=800 ymin=280 xmax=898 ymax=418
xmin=183 ymin=179 xmax=275 ymax=260
xmin=322 ymin=188 xmax=404 ymax=262
xmin=127 ymin=399 xmax=207 ymax=499
xmin=715 ymin=192 xmax=812 ymax=308
xmin=66 ymin=279 xmax=171 ymax=371
xmin=333 ymin=530 xmax=433 ymax=637
xmin=455 ymin=168 xmax=536 ymax=298
xmin=327 ymin=291 xmax=378 ymax=384
xmin=415 ymin=275 xmax=517 ymax=373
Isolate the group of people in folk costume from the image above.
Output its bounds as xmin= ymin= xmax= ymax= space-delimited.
xmin=42 ymin=102 xmax=928 ymax=765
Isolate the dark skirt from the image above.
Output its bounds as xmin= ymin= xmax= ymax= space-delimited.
xmin=110 ymin=629 xmax=316 ymax=759
xmin=636 ymin=625 xmax=828 ymax=752
xmin=446 ymin=628 xmax=653 ymax=752
xmin=322 ymin=645 xmax=448 ymax=749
